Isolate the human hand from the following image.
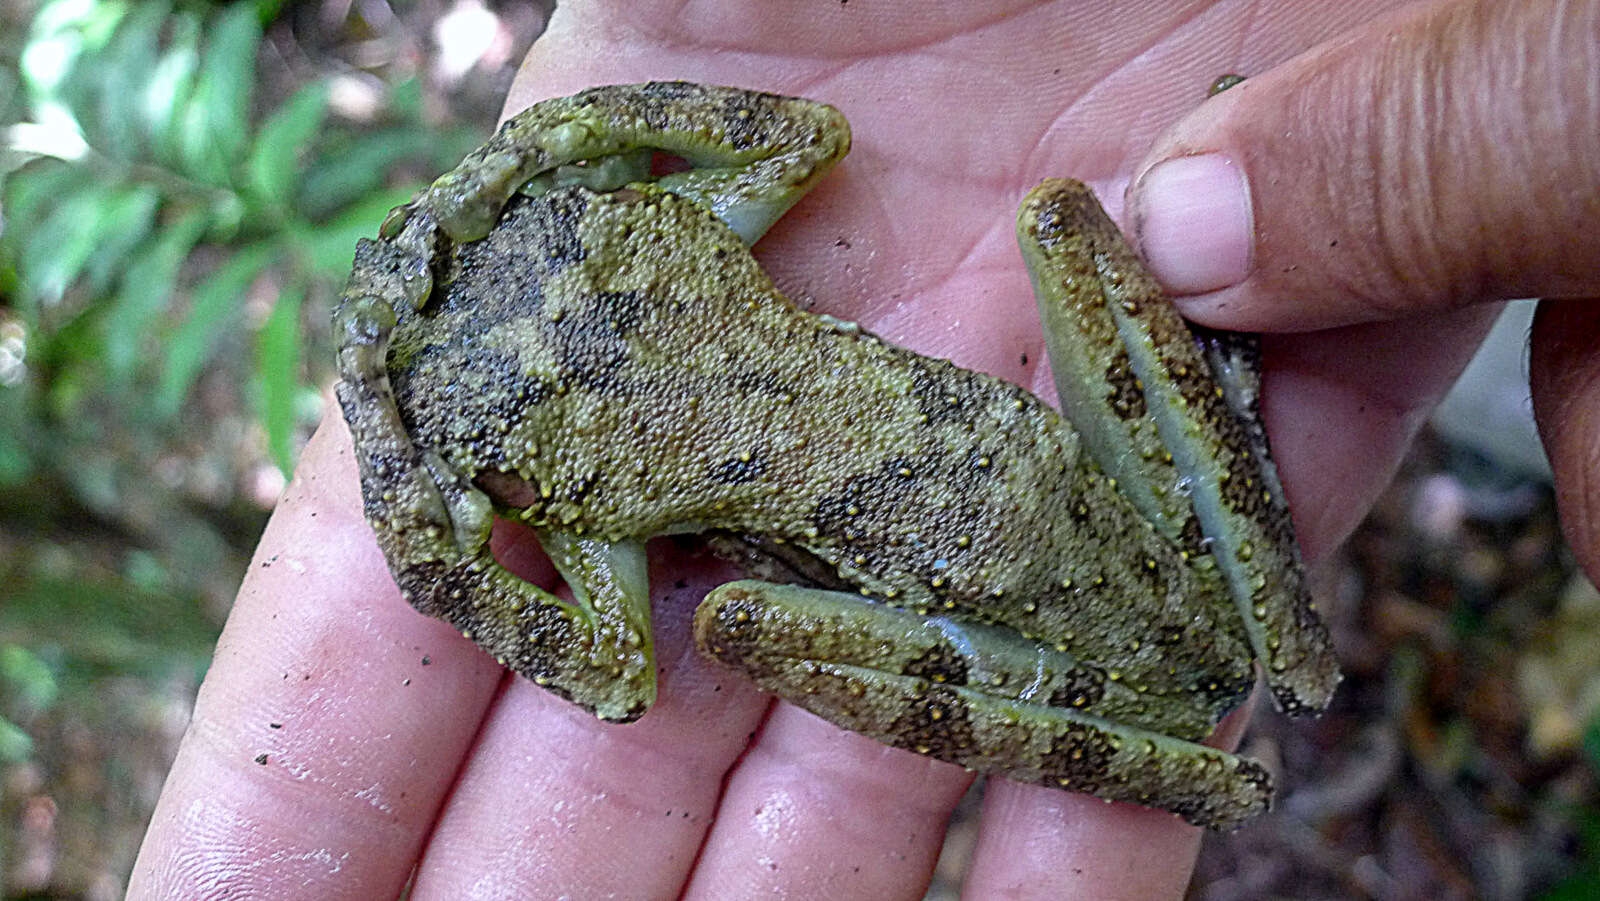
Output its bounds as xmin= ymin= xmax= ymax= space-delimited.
xmin=130 ymin=1 xmax=1594 ymax=898
xmin=1120 ymin=0 xmax=1599 ymax=590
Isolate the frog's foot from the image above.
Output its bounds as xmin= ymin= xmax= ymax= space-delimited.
xmin=1017 ymin=179 xmax=1340 ymax=716
xmin=335 ymin=279 xmax=655 ymax=723
xmin=695 ymin=582 xmax=1272 ymax=830
xmin=392 ymin=82 xmax=849 ymax=247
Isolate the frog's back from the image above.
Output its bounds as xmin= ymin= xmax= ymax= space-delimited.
xmin=390 ymin=184 xmax=1077 ymax=570
xmin=387 ymin=184 xmax=1252 ymax=705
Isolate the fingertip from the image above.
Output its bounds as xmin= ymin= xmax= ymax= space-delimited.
xmin=1130 ymin=0 xmax=1600 ymax=331
xmin=1130 ymin=153 xmax=1254 ymax=295
xmin=1531 ymin=301 xmax=1600 ymax=580
xmin=964 ymin=779 xmax=1201 ymax=900
xmin=685 ymin=704 xmax=972 ymax=900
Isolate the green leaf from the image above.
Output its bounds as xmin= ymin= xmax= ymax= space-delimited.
xmin=144 ymin=11 xmax=199 ymax=170
xmin=3 ymin=177 xmax=160 ymax=311
xmin=389 ymin=76 xmax=424 ymax=121
xmin=0 ymin=717 xmax=31 ymax=763
xmin=1542 ymin=875 xmax=1600 ymax=901
xmin=156 ymin=243 xmax=272 ymax=417
xmin=0 ymin=570 xmax=219 ymax=678
xmin=31 ymin=0 xmax=130 ymax=149
xmin=15 ymin=179 xmax=117 ymax=306
xmin=247 ymin=81 xmax=329 ymax=208
xmin=1584 ymin=715 xmax=1600 ymax=774
xmin=1 ymin=160 xmax=79 ymax=317
xmin=178 ymin=3 xmax=260 ymax=184
xmin=202 ymin=3 xmax=265 ymax=154
xmin=296 ymin=184 xmax=419 ymax=279
xmin=256 ymin=281 xmax=303 ymax=475
xmin=0 ymin=384 xmax=34 ymax=486
xmin=1 ymin=644 xmax=59 ymax=713
xmin=102 ymin=209 xmax=210 ymax=384
xmin=90 ymin=0 xmax=170 ymax=162
xmin=21 ymin=0 xmax=97 ymax=101
xmin=294 ymin=127 xmax=431 ymax=220
xmin=82 ymin=182 xmax=162 ymax=295
xmin=1 ymin=157 xmax=76 ymax=228
xmin=39 ymin=309 xmax=104 ymax=420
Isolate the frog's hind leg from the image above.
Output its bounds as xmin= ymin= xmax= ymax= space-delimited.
xmin=335 ymin=257 xmax=655 ymax=723
xmin=695 ymin=582 xmax=1271 ymax=830
xmin=1016 ymin=180 xmax=1340 ymax=716
xmin=414 ymin=81 xmax=850 ymax=247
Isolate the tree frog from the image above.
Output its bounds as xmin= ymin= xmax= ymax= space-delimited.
xmin=334 ymin=81 xmax=1339 ymax=830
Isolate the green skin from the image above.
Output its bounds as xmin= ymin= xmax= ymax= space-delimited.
xmin=333 ymin=81 xmax=1339 ymax=831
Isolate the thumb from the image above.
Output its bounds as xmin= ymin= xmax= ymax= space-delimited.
xmin=1126 ymin=0 xmax=1599 ymax=331
xmin=1531 ymin=302 xmax=1600 ymax=583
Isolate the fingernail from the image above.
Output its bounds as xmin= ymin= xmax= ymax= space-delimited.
xmin=1133 ymin=154 xmax=1253 ymax=294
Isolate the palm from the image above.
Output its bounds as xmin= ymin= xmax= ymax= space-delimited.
xmin=486 ymin=1 xmax=1409 ymax=895
xmin=135 ymin=3 xmax=1450 ymax=899
xmin=519 ymin=3 xmax=1330 ymax=391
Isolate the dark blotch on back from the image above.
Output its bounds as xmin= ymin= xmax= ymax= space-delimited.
xmin=544 ymin=288 xmax=646 ymax=391
xmin=1104 ymin=348 xmax=1147 ymax=420
xmin=1178 ymin=514 xmax=1209 ymax=560
xmin=902 ymin=645 xmax=969 ymax=686
xmin=888 ymin=685 xmax=975 ymax=758
xmin=634 ymin=80 xmax=702 ymax=103
xmin=455 ymin=189 xmax=589 ymax=297
xmin=1042 ymin=724 xmax=1119 ymax=790
xmin=441 ymin=191 xmax=647 ymax=396
xmin=1195 ymin=669 xmax=1255 ymax=715
xmin=708 ymin=454 xmax=766 ymax=485
xmin=387 ymin=189 xmax=650 ymax=467
xmin=910 ymin=359 xmax=984 ymax=426
xmin=390 ymin=344 xmax=534 ymax=464
xmin=398 ymin=190 xmax=591 ymax=349
xmin=702 ymin=591 xmax=766 ymax=667
xmin=1165 ymin=756 xmax=1271 ymax=826
xmin=593 ymin=81 xmax=698 ymax=133
xmin=1046 ymin=665 xmax=1107 ymax=710
xmin=808 ymin=449 xmax=996 ymax=607
xmin=717 ymin=92 xmax=775 ymax=151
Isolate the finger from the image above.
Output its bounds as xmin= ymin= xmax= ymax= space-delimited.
xmin=963 ymin=780 xmax=1200 ymax=900
xmin=1127 ymin=0 xmax=1600 ymax=330
xmin=407 ymin=550 xmax=774 ymax=899
xmin=1263 ymin=304 xmax=1500 ymax=556
xmin=127 ymin=414 xmax=506 ymax=899
xmin=1530 ymin=300 xmax=1600 ymax=581
xmin=682 ymin=703 xmax=973 ymax=900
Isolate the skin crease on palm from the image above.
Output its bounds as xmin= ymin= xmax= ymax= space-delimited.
xmin=127 ymin=1 xmax=1600 ymax=900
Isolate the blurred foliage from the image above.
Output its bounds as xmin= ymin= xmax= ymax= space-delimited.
xmin=1 ymin=1 xmax=1594 ymax=899
xmin=0 ymin=0 xmax=486 ymax=631
xmin=2 ymin=0 xmax=482 ymax=486
xmin=1540 ymin=813 xmax=1600 ymax=900
xmin=0 ymin=0 xmax=499 ymax=893
xmin=0 ymin=646 xmax=53 ymax=763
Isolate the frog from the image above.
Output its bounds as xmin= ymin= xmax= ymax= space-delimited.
xmin=333 ymin=81 xmax=1340 ymax=830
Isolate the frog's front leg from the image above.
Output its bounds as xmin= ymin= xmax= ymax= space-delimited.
xmin=334 ymin=240 xmax=654 ymax=723
xmin=694 ymin=584 xmax=1271 ymax=830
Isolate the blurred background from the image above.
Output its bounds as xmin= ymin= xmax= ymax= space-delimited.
xmin=0 ymin=2 xmax=1593 ymax=899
